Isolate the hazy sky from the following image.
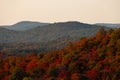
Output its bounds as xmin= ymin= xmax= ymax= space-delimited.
xmin=0 ymin=0 xmax=120 ymax=25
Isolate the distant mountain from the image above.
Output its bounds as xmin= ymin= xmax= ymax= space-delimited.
xmin=25 ymin=21 xmax=102 ymax=42
xmin=96 ymin=23 xmax=120 ymax=28
xmin=0 ymin=21 xmax=107 ymax=43
xmin=0 ymin=21 xmax=110 ymax=53
xmin=3 ymin=21 xmax=49 ymax=31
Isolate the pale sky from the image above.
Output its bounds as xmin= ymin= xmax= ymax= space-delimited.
xmin=0 ymin=0 xmax=120 ymax=25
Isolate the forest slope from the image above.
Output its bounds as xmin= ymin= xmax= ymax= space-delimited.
xmin=0 ymin=28 xmax=120 ymax=80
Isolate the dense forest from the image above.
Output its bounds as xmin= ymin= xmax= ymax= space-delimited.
xmin=0 ymin=28 xmax=120 ymax=80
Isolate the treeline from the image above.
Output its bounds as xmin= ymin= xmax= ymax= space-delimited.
xmin=0 ymin=28 xmax=120 ymax=80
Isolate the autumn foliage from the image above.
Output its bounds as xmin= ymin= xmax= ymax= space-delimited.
xmin=0 ymin=28 xmax=120 ymax=80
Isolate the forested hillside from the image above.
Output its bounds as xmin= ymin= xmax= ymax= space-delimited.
xmin=0 ymin=28 xmax=120 ymax=80
xmin=0 ymin=21 xmax=109 ymax=54
xmin=0 ymin=21 xmax=106 ymax=43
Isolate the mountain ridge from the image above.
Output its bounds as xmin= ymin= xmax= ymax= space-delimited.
xmin=2 ymin=21 xmax=49 ymax=31
xmin=95 ymin=23 xmax=120 ymax=28
xmin=0 ymin=21 xmax=110 ymax=53
xmin=0 ymin=21 xmax=108 ymax=43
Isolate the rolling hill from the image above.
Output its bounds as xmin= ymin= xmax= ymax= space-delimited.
xmin=0 ymin=21 xmax=109 ymax=53
xmin=2 ymin=21 xmax=49 ymax=31
xmin=0 ymin=21 xmax=105 ymax=43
